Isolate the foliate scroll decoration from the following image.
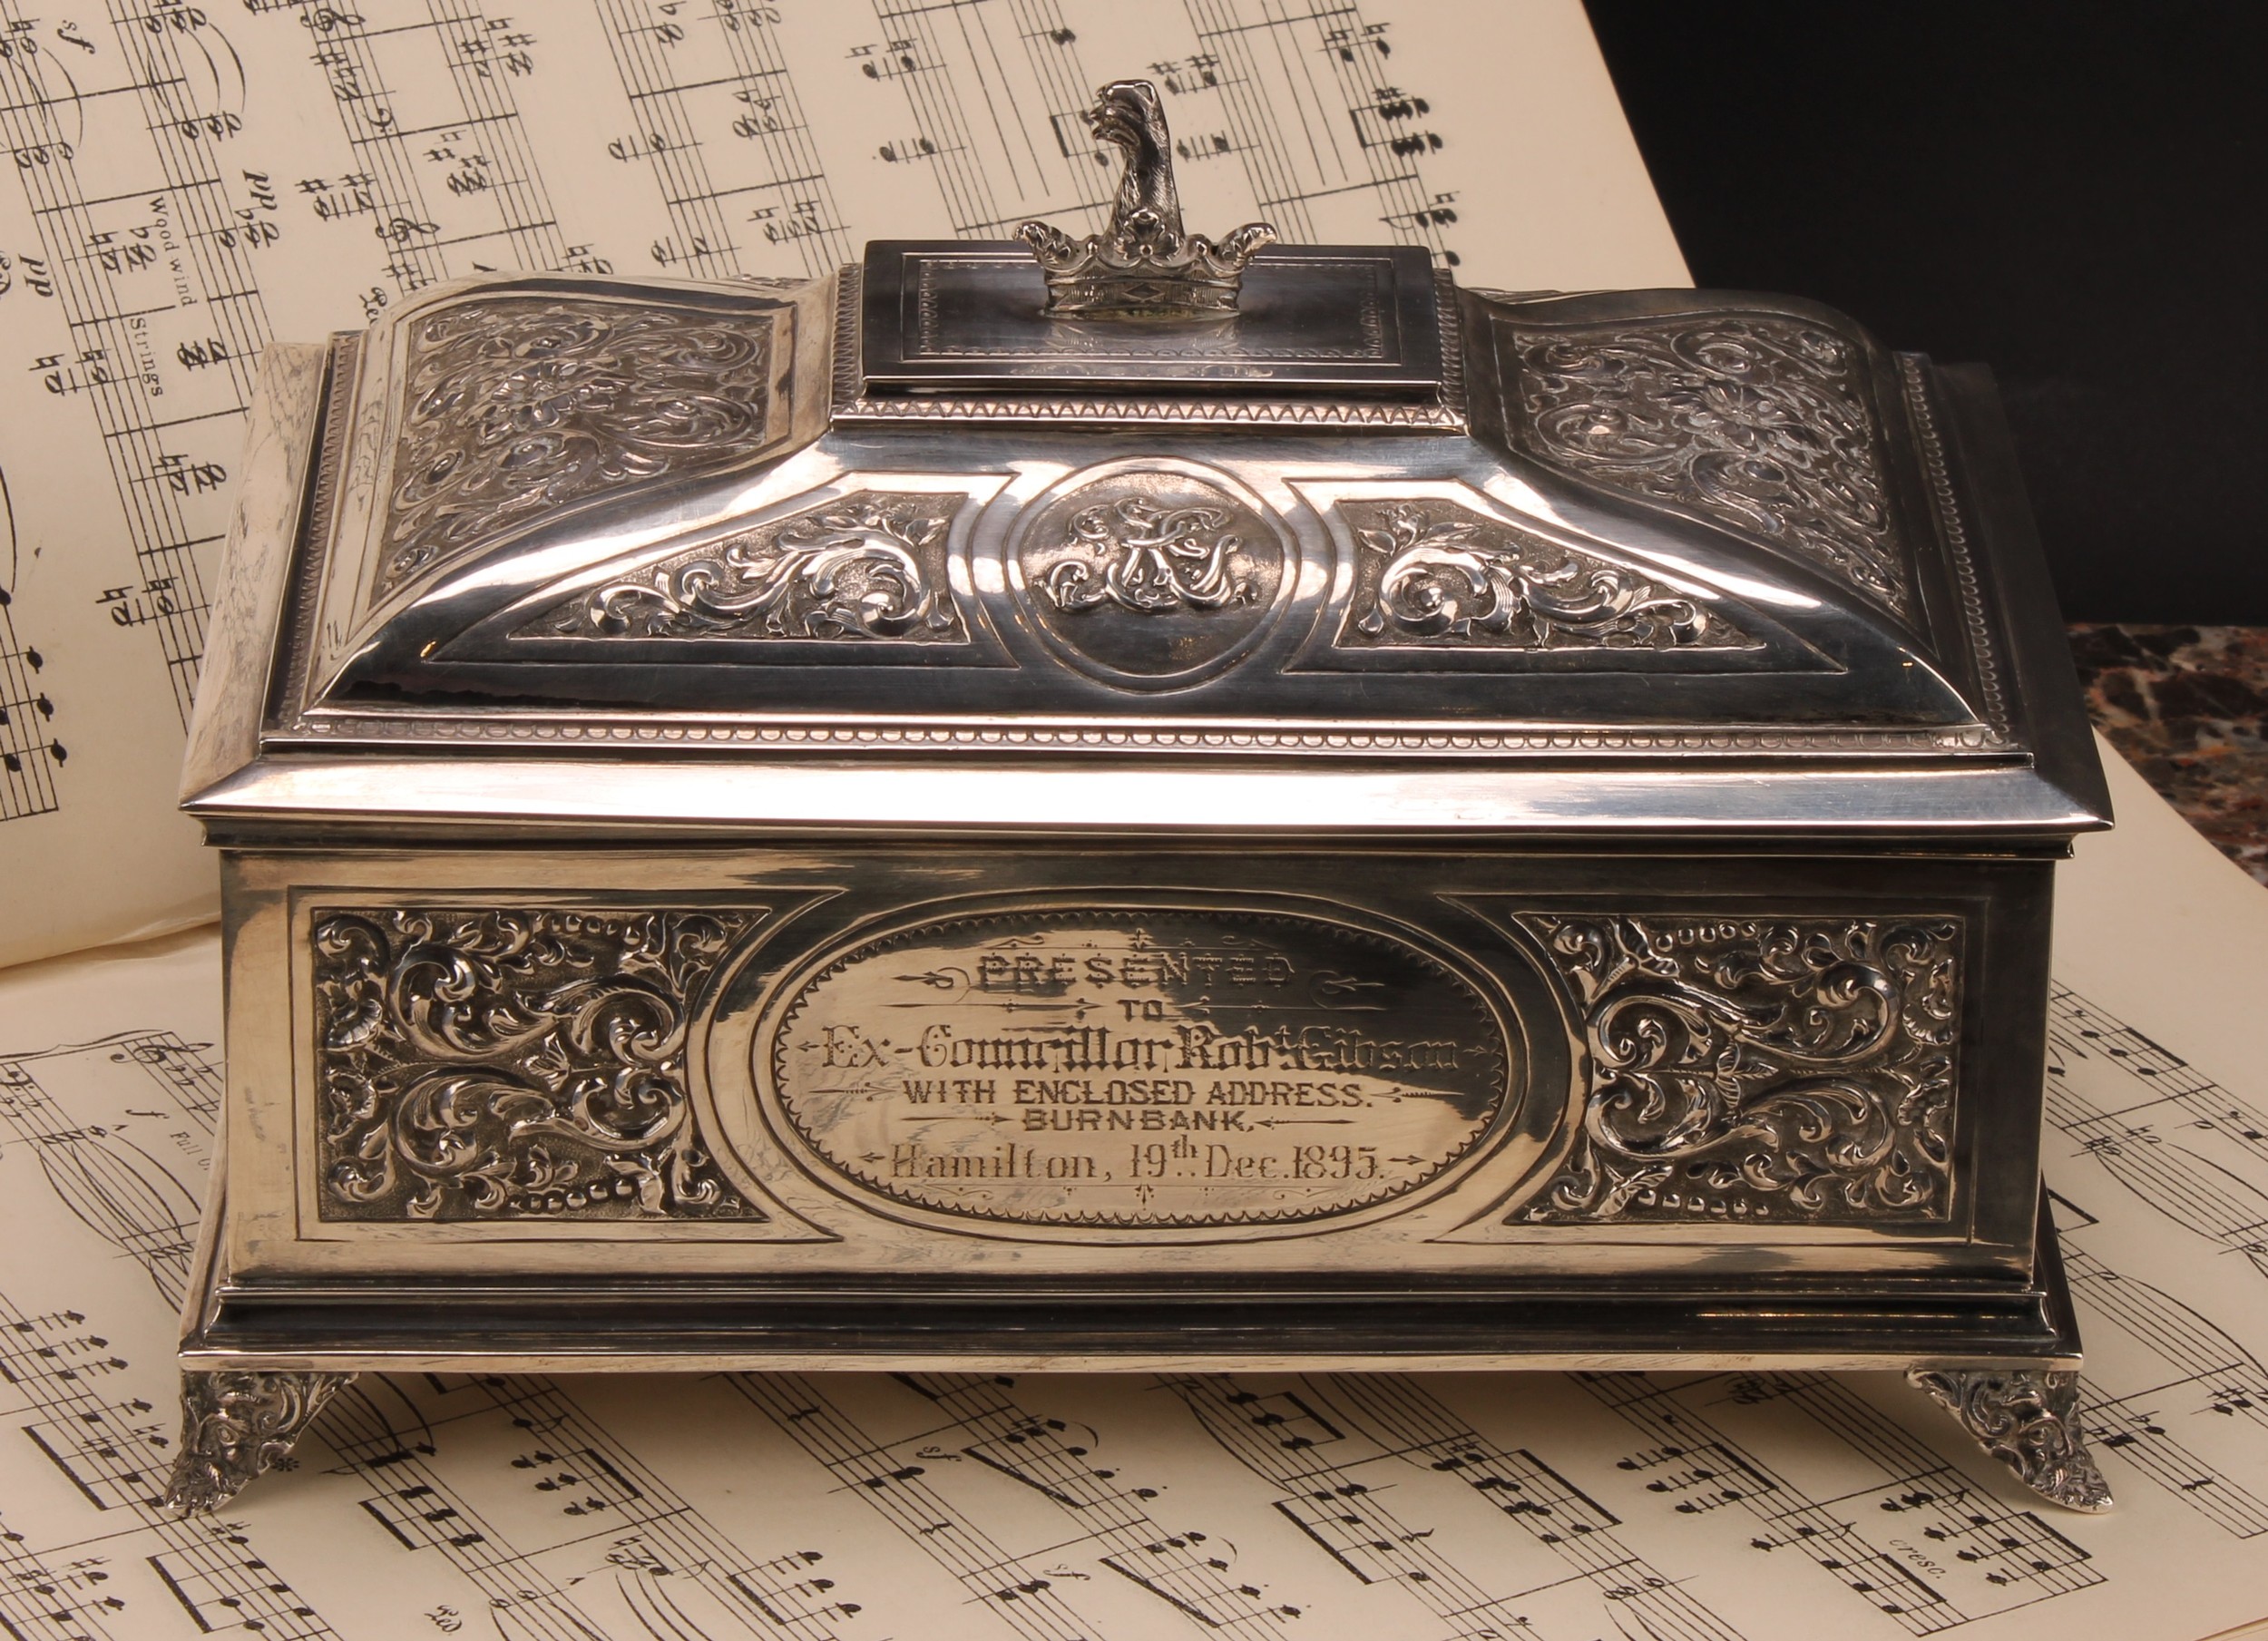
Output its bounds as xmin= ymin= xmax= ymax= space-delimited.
xmin=1041 ymin=495 xmax=1258 ymax=616
xmin=1907 ymin=1370 xmax=2113 ymax=1512
xmin=1513 ymin=914 xmax=1959 ymax=1222
xmin=517 ymin=493 xmax=967 ymax=642
xmin=1510 ymin=317 xmax=1911 ymax=617
xmin=1337 ymin=500 xmax=1756 ymax=651
xmin=164 ymin=1372 xmax=357 ymax=1516
xmin=376 ymin=297 xmax=776 ymax=599
xmin=312 ymin=907 xmax=769 ymax=1222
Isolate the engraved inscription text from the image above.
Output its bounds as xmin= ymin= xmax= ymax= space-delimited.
xmin=765 ymin=907 xmax=1513 ymax=1229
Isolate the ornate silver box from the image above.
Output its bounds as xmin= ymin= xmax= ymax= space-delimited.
xmin=173 ymin=83 xmax=2113 ymax=1514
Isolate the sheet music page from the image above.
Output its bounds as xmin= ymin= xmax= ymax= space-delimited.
xmin=0 ymin=0 xmax=1687 ymax=968
xmin=0 ymin=740 xmax=2262 ymax=1640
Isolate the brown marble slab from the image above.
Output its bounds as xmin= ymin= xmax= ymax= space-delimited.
xmin=2069 ymin=624 xmax=2268 ymax=885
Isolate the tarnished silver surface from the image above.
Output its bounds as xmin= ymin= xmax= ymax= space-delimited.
xmin=1506 ymin=311 xmax=1911 ymax=617
xmin=1338 ymin=498 xmax=1750 ymax=652
xmin=163 ymin=1370 xmax=356 ymax=1515
xmin=238 ymin=281 xmax=2038 ymax=767
xmin=312 ymin=907 xmax=770 ymax=1222
xmin=294 ymin=273 xmax=825 ymax=701
xmin=227 ymin=845 xmax=2056 ymax=1275
xmin=1011 ymin=460 xmax=1291 ymax=688
xmin=1509 ymin=915 xmax=1959 ymax=1224
xmin=173 ymin=84 xmax=2115 ymax=1517
xmin=376 ymin=294 xmax=780 ymax=600
xmin=765 ymin=903 xmax=1512 ymax=1231
xmin=1907 ymin=1368 xmax=2115 ymax=1512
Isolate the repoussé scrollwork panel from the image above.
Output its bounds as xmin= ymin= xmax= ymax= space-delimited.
xmin=514 ymin=493 xmax=967 ymax=642
xmin=1512 ymin=913 xmax=1959 ymax=1223
xmin=1335 ymin=499 xmax=1759 ymax=651
xmin=311 ymin=907 xmax=769 ymax=1222
xmin=376 ymin=297 xmax=778 ymax=599
xmin=1508 ymin=317 xmax=1911 ymax=618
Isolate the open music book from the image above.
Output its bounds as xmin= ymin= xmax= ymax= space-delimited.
xmin=7 ymin=4 xmax=2263 ymax=1635
xmin=0 ymin=0 xmax=1685 ymax=971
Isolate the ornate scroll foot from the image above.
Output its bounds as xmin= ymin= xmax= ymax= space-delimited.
xmin=163 ymin=1371 xmax=357 ymax=1515
xmin=1906 ymin=1368 xmax=2113 ymax=1512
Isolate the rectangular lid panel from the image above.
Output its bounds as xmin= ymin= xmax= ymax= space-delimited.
xmin=860 ymin=242 xmax=1443 ymax=398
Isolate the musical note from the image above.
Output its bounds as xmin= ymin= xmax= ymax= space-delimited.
xmin=2049 ymin=984 xmax=2268 ymax=1283
xmin=1177 ymin=1 xmax=1459 ymax=264
xmin=737 ymin=1372 xmax=1100 ymax=1637
xmin=0 ymin=464 xmax=64 ymax=821
xmin=2045 ymin=1192 xmax=2268 ymax=1538
xmin=592 ymin=0 xmax=850 ymax=279
xmin=1584 ymin=1371 xmax=2101 ymax=1630
xmin=890 ymin=1372 xmax=1298 ymax=1631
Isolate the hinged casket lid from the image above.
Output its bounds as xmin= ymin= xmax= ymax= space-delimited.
xmin=183 ymin=85 xmax=2107 ymax=844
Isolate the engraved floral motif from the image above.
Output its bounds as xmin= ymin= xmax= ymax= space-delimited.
xmin=1041 ymin=494 xmax=1259 ymax=615
xmin=519 ymin=493 xmax=965 ymax=641
xmin=1907 ymin=1369 xmax=2113 ymax=1511
xmin=164 ymin=1372 xmax=356 ymax=1516
xmin=1513 ymin=914 xmax=1959 ymax=1222
xmin=1510 ymin=317 xmax=1911 ymax=615
xmin=1339 ymin=500 xmax=1752 ymax=650
xmin=376 ymin=297 xmax=776 ymax=599
xmin=312 ymin=907 xmax=767 ymax=1221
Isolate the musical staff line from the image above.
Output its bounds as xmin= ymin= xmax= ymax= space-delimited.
xmin=471 ymin=1373 xmax=856 ymax=1636
xmin=0 ymin=605 xmax=63 ymax=822
xmin=1178 ymin=0 xmax=1458 ymax=262
xmin=0 ymin=463 xmax=64 ymax=821
xmin=593 ymin=0 xmax=852 ymax=279
xmin=0 ymin=1292 xmax=339 ymax=1638
xmin=2047 ymin=982 xmax=2268 ymax=1279
xmin=863 ymin=0 xmax=1114 ymax=239
xmin=0 ymin=1037 xmax=207 ymax=1307
xmin=734 ymin=1372 xmax=1100 ymax=1641
xmin=111 ymin=1028 xmax=220 ymax=1128
xmin=2042 ymin=1194 xmax=2268 ymax=1538
xmin=1580 ymin=1371 xmax=2099 ymax=1635
xmin=0 ymin=1027 xmax=333 ymax=1631
xmin=0 ymin=0 xmax=279 ymax=726
xmin=894 ymin=1371 xmax=1296 ymax=1637
xmin=290 ymin=0 xmax=576 ymax=303
xmin=1315 ymin=1374 xmax=1743 ymax=1641
xmin=1167 ymin=1372 xmax=1555 ymax=1640
xmin=0 ymin=1500 xmax=126 ymax=1641
xmin=264 ymin=1368 xmax=852 ymax=1641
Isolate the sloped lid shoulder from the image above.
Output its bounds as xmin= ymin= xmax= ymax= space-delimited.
xmin=285 ymin=272 xmax=826 ymax=714
xmin=238 ymin=270 xmax=2089 ymax=777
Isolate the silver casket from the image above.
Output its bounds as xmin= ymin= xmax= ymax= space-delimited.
xmin=171 ymin=83 xmax=2113 ymax=1515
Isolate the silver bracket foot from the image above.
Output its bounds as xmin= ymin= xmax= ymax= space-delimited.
xmin=163 ymin=1371 xmax=357 ymax=1515
xmin=1907 ymin=1367 xmax=2113 ymax=1512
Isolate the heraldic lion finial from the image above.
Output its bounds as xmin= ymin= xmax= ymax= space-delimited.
xmin=1016 ymin=80 xmax=1277 ymax=320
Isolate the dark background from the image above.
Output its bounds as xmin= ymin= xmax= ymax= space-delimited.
xmin=1583 ymin=2 xmax=2265 ymax=623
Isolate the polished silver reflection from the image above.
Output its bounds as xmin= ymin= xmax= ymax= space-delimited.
xmin=171 ymin=79 xmax=2114 ymax=1520
xmin=1016 ymin=80 xmax=1276 ymax=319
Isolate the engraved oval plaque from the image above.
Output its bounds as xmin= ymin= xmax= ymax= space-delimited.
xmin=765 ymin=905 xmax=1514 ymax=1229
xmin=1010 ymin=462 xmax=1288 ymax=689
